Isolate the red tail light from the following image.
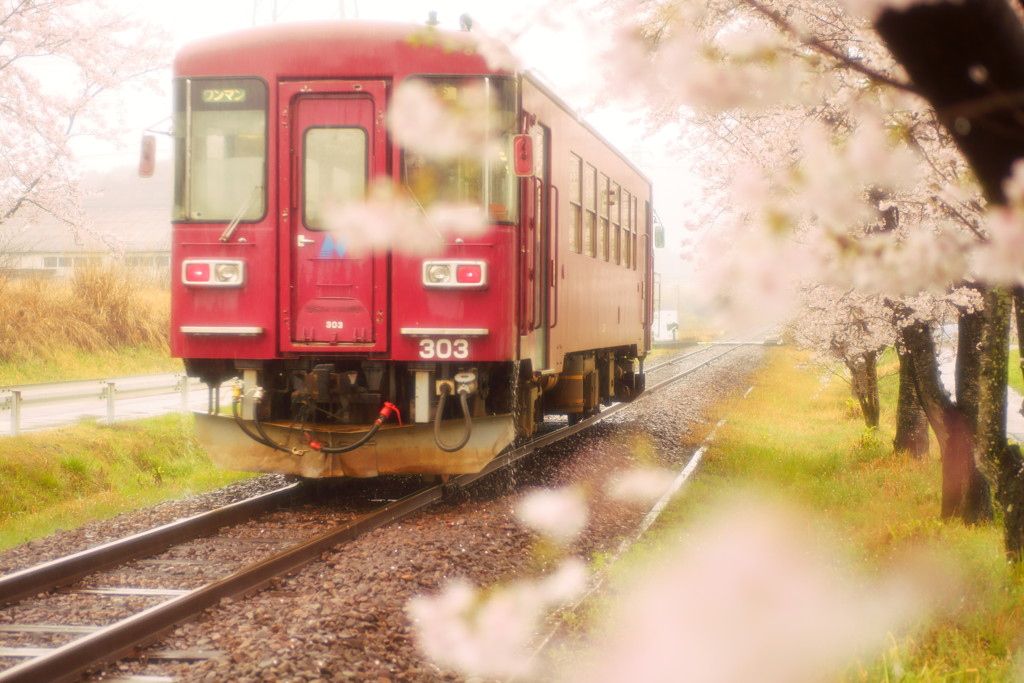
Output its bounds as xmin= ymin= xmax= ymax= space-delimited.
xmin=456 ymin=264 xmax=483 ymax=284
xmin=186 ymin=263 xmax=211 ymax=282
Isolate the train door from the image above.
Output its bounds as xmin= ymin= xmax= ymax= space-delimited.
xmin=520 ymin=122 xmax=552 ymax=371
xmin=279 ymin=80 xmax=388 ymax=351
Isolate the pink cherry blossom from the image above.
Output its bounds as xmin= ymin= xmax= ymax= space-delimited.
xmin=606 ymin=467 xmax=679 ymax=504
xmin=323 ymin=183 xmax=487 ymax=257
xmin=0 ymin=0 xmax=168 ymax=243
xmin=516 ymin=487 xmax=589 ymax=544
xmin=388 ymin=79 xmax=499 ymax=162
xmin=407 ymin=558 xmax=589 ymax=679
xmin=565 ymin=496 xmax=948 ymax=683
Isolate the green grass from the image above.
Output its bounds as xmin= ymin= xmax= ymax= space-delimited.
xmin=0 ymin=347 xmax=182 ymax=386
xmin=578 ymin=347 xmax=1024 ymax=680
xmin=1010 ymin=348 xmax=1024 ymax=396
xmin=0 ymin=414 xmax=247 ymax=550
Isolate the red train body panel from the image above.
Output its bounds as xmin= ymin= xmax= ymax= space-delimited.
xmin=170 ymin=22 xmax=653 ymax=478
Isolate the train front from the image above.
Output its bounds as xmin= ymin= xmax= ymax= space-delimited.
xmin=170 ymin=23 xmax=525 ymax=478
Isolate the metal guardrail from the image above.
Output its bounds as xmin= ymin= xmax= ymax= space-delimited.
xmin=0 ymin=374 xmax=204 ymax=436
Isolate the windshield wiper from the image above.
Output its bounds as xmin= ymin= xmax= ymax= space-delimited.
xmin=219 ymin=186 xmax=262 ymax=242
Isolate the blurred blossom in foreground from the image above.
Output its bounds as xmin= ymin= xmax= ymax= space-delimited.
xmin=516 ymin=487 xmax=589 ymax=544
xmin=407 ymin=558 xmax=588 ymax=679
xmin=470 ymin=27 xmax=520 ymax=72
xmin=606 ymin=467 xmax=678 ymax=505
xmin=840 ymin=0 xmax=946 ymax=21
xmin=563 ymin=496 xmax=950 ymax=683
xmin=388 ymin=79 xmax=498 ymax=161
xmin=972 ymin=159 xmax=1024 ymax=287
xmin=323 ymin=182 xmax=486 ymax=256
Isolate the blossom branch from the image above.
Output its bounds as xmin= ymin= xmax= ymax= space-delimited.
xmin=740 ymin=0 xmax=917 ymax=95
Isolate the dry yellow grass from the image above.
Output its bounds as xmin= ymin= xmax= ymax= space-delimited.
xmin=0 ymin=266 xmax=169 ymax=365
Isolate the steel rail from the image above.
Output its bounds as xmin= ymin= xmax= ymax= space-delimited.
xmin=644 ymin=343 xmax=717 ymax=374
xmin=0 ymin=342 xmax=750 ymax=683
xmin=645 ymin=327 xmax=774 ymax=374
xmin=0 ymin=483 xmax=302 ymax=607
xmin=0 ymin=484 xmax=447 ymax=683
xmin=458 ymin=343 xmax=745 ymax=487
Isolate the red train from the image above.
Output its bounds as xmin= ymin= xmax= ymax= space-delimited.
xmin=168 ymin=21 xmax=653 ymax=478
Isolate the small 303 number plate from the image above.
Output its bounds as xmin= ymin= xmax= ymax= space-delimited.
xmin=418 ymin=338 xmax=469 ymax=359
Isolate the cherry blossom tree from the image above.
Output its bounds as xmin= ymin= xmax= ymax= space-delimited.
xmin=0 ymin=0 xmax=168 ymax=246
xmin=596 ymin=0 xmax=1024 ymax=536
xmin=788 ymin=286 xmax=893 ymax=429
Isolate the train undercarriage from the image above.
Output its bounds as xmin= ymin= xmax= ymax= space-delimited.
xmin=186 ymin=348 xmax=645 ymax=478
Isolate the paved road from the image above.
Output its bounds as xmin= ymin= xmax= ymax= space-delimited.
xmin=939 ymin=351 xmax=1024 ymax=441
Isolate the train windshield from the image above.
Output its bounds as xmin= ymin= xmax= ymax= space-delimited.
xmin=401 ymin=76 xmax=518 ymax=223
xmin=173 ymin=77 xmax=267 ymax=222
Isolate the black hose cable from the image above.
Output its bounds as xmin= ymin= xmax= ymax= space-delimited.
xmin=433 ymin=383 xmax=473 ymax=452
xmin=231 ymin=395 xmax=295 ymax=454
xmin=316 ymin=421 xmax=382 ymax=454
xmin=316 ymin=401 xmax=398 ymax=454
xmin=252 ymin=402 xmax=303 ymax=455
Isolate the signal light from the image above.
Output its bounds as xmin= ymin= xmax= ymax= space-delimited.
xmin=182 ymin=259 xmax=246 ymax=287
xmin=421 ymin=260 xmax=487 ymax=289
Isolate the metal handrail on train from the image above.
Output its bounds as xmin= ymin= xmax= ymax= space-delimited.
xmin=0 ymin=374 xmax=202 ymax=436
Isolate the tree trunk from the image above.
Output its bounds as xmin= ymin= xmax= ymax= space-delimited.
xmin=899 ymin=321 xmax=991 ymax=522
xmin=1008 ymin=287 xmax=1024 ymax=558
xmin=956 ymin=306 xmax=983 ymax=431
xmin=845 ymin=352 xmax=880 ymax=429
xmin=894 ymin=342 xmax=929 ymax=458
xmin=974 ymin=288 xmax=1024 ymax=555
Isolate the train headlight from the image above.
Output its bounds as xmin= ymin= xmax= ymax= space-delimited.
xmin=422 ymin=260 xmax=487 ymax=289
xmin=182 ymin=259 xmax=246 ymax=287
xmin=214 ymin=262 xmax=243 ymax=284
xmin=425 ymin=264 xmax=452 ymax=285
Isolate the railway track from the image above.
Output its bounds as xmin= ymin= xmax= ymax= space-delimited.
xmin=0 ymin=342 xmax=752 ymax=683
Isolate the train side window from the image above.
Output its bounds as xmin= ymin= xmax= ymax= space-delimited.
xmin=302 ymin=127 xmax=367 ymax=230
xmin=622 ymin=189 xmax=632 ymax=267
xmin=569 ymin=154 xmax=582 ymax=253
xmin=584 ymin=163 xmax=597 ymax=257
xmin=599 ymin=173 xmax=610 ymax=261
xmin=611 ymin=182 xmax=621 ymax=265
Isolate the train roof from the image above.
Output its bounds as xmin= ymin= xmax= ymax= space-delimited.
xmin=175 ymin=21 xmax=501 ymax=79
xmin=175 ymin=21 xmax=651 ymax=189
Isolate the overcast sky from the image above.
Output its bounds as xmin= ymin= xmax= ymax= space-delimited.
xmin=85 ymin=0 xmax=611 ymax=163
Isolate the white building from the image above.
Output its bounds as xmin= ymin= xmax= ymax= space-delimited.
xmin=2 ymin=161 xmax=172 ymax=279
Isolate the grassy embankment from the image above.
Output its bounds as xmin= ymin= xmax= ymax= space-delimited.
xmin=0 ymin=269 xmax=247 ymax=550
xmin=590 ymin=347 xmax=1023 ymax=680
